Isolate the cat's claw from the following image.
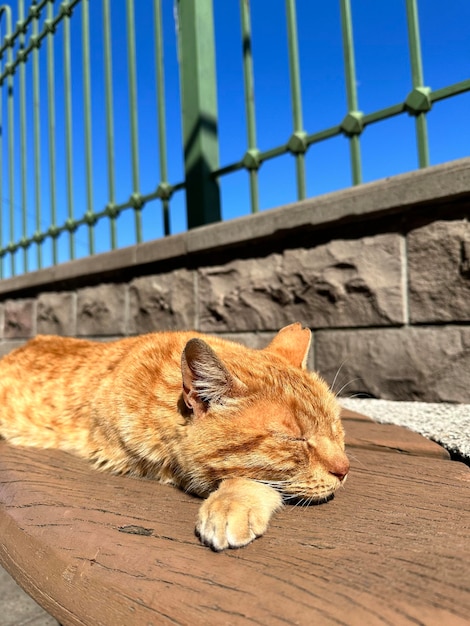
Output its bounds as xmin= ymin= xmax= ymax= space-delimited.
xmin=196 ymin=478 xmax=283 ymax=551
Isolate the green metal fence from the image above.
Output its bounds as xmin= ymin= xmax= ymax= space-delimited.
xmin=0 ymin=0 xmax=469 ymax=278
xmin=212 ymin=0 xmax=469 ymax=204
xmin=0 ymin=0 xmax=187 ymax=278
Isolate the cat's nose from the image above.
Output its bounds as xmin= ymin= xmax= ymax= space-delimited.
xmin=329 ymin=456 xmax=350 ymax=482
xmin=330 ymin=469 xmax=348 ymax=482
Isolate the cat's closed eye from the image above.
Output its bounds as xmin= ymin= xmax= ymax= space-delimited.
xmin=289 ymin=436 xmax=308 ymax=443
xmin=273 ymin=432 xmax=308 ymax=443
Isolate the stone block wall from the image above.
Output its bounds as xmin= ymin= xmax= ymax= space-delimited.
xmin=0 ymin=159 xmax=469 ymax=402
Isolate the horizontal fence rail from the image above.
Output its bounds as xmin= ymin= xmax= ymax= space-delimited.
xmin=0 ymin=0 xmax=469 ymax=278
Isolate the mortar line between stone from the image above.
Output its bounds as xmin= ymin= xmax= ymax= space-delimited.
xmin=32 ymin=298 xmax=37 ymax=338
xmin=194 ymin=270 xmax=199 ymax=330
xmin=400 ymin=234 xmax=410 ymax=326
xmin=0 ymin=303 xmax=4 ymax=344
xmin=72 ymin=291 xmax=77 ymax=337
xmin=124 ymin=283 xmax=130 ymax=337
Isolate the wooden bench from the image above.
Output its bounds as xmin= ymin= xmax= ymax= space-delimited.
xmin=1 ymin=409 xmax=469 ymax=625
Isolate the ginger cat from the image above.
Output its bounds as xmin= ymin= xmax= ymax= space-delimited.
xmin=0 ymin=322 xmax=349 ymax=550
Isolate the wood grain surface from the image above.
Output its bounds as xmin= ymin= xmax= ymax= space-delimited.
xmin=0 ymin=409 xmax=469 ymax=626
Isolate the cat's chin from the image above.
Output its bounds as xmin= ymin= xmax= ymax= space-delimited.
xmin=282 ymin=492 xmax=335 ymax=507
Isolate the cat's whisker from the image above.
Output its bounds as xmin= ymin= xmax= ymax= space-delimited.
xmin=256 ymin=479 xmax=292 ymax=486
xmin=254 ymin=478 xmax=296 ymax=495
xmin=291 ymin=497 xmax=306 ymax=511
xmin=330 ymin=359 xmax=349 ymax=396
xmin=335 ymin=378 xmax=362 ymax=398
xmin=345 ymin=451 xmax=367 ymax=468
xmin=282 ymin=493 xmax=305 ymax=510
xmin=345 ymin=451 xmax=359 ymax=462
xmin=282 ymin=493 xmax=300 ymax=501
xmin=345 ymin=392 xmax=374 ymax=400
xmin=287 ymin=492 xmax=327 ymax=510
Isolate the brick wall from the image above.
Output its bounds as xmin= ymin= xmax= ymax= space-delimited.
xmin=1 ymin=159 xmax=469 ymax=402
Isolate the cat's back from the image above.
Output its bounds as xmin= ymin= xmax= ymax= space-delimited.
xmin=0 ymin=334 xmax=158 ymax=448
xmin=0 ymin=334 xmax=133 ymax=378
xmin=0 ymin=335 xmax=143 ymax=415
xmin=0 ymin=332 xmax=207 ymax=396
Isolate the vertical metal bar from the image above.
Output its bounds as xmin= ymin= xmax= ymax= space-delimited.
xmin=82 ymin=0 xmax=95 ymax=254
xmin=154 ymin=0 xmax=170 ymax=235
xmin=285 ymin=0 xmax=306 ymax=200
xmin=32 ymin=4 xmax=42 ymax=269
xmin=414 ymin=113 xmax=428 ymax=167
xmin=0 ymin=19 xmax=3 ymax=278
xmin=176 ymin=0 xmax=221 ymax=228
xmin=340 ymin=0 xmax=362 ymax=185
xmin=405 ymin=0 xmax=429 ymax=168
xmin=240 ymin=0 xmax=259 ymax=213
xmin=348 ymin=136 xmax=361 ymax=186
xmin=5 ymin=6 xmax=15 ymax=276
xmin=102 ymin=0 xmax=117 ymax=249
xmin=63 ymin=4 xmax=75 ymax=259
xmin=406 ymin=0 xmax=424 ymax=88
xmin=0 ymin=5 xmax=14 ymax=278
xmin=126 ymin=0 xmax=142 ymax=243
xmin=47 ymin=0 xmax=58 ymax=264
xmin=340 ymin=0 xmax=359 ymax=112
xmin=18 ymin=0 xmax=28 ymax=272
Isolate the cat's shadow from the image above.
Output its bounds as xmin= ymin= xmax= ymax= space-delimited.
xmin=283 ymin=493 xmax=335 ymax=507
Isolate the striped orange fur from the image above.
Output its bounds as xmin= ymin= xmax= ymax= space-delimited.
xmin=0 ymin=323 xmax=349 ymax=550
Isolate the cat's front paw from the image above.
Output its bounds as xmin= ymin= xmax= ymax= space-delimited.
xmin=196 ymin=478 xmax=282 ymax=551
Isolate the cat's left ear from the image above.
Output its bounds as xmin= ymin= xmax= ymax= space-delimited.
xmin=181 ymin=338 xmax=247 ymax=418
xmin=264 ymin=322 xmax=311 ymax=369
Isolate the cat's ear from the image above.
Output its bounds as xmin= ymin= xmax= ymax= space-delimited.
xmin=264 ymin=322 xmax=311 ymax=369
xmin=181 ymin=338 xmax=246 ymax=418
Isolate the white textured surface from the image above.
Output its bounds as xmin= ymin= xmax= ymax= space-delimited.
xmin=341 ymin=399 xmax=470 ymax=461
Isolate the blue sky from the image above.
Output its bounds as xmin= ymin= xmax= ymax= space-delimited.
xmin=1 ymin=0 xmax=469 ymax=273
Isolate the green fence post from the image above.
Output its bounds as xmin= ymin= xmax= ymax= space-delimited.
xmin=176 ymin=0 xmax=221 ymax=228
